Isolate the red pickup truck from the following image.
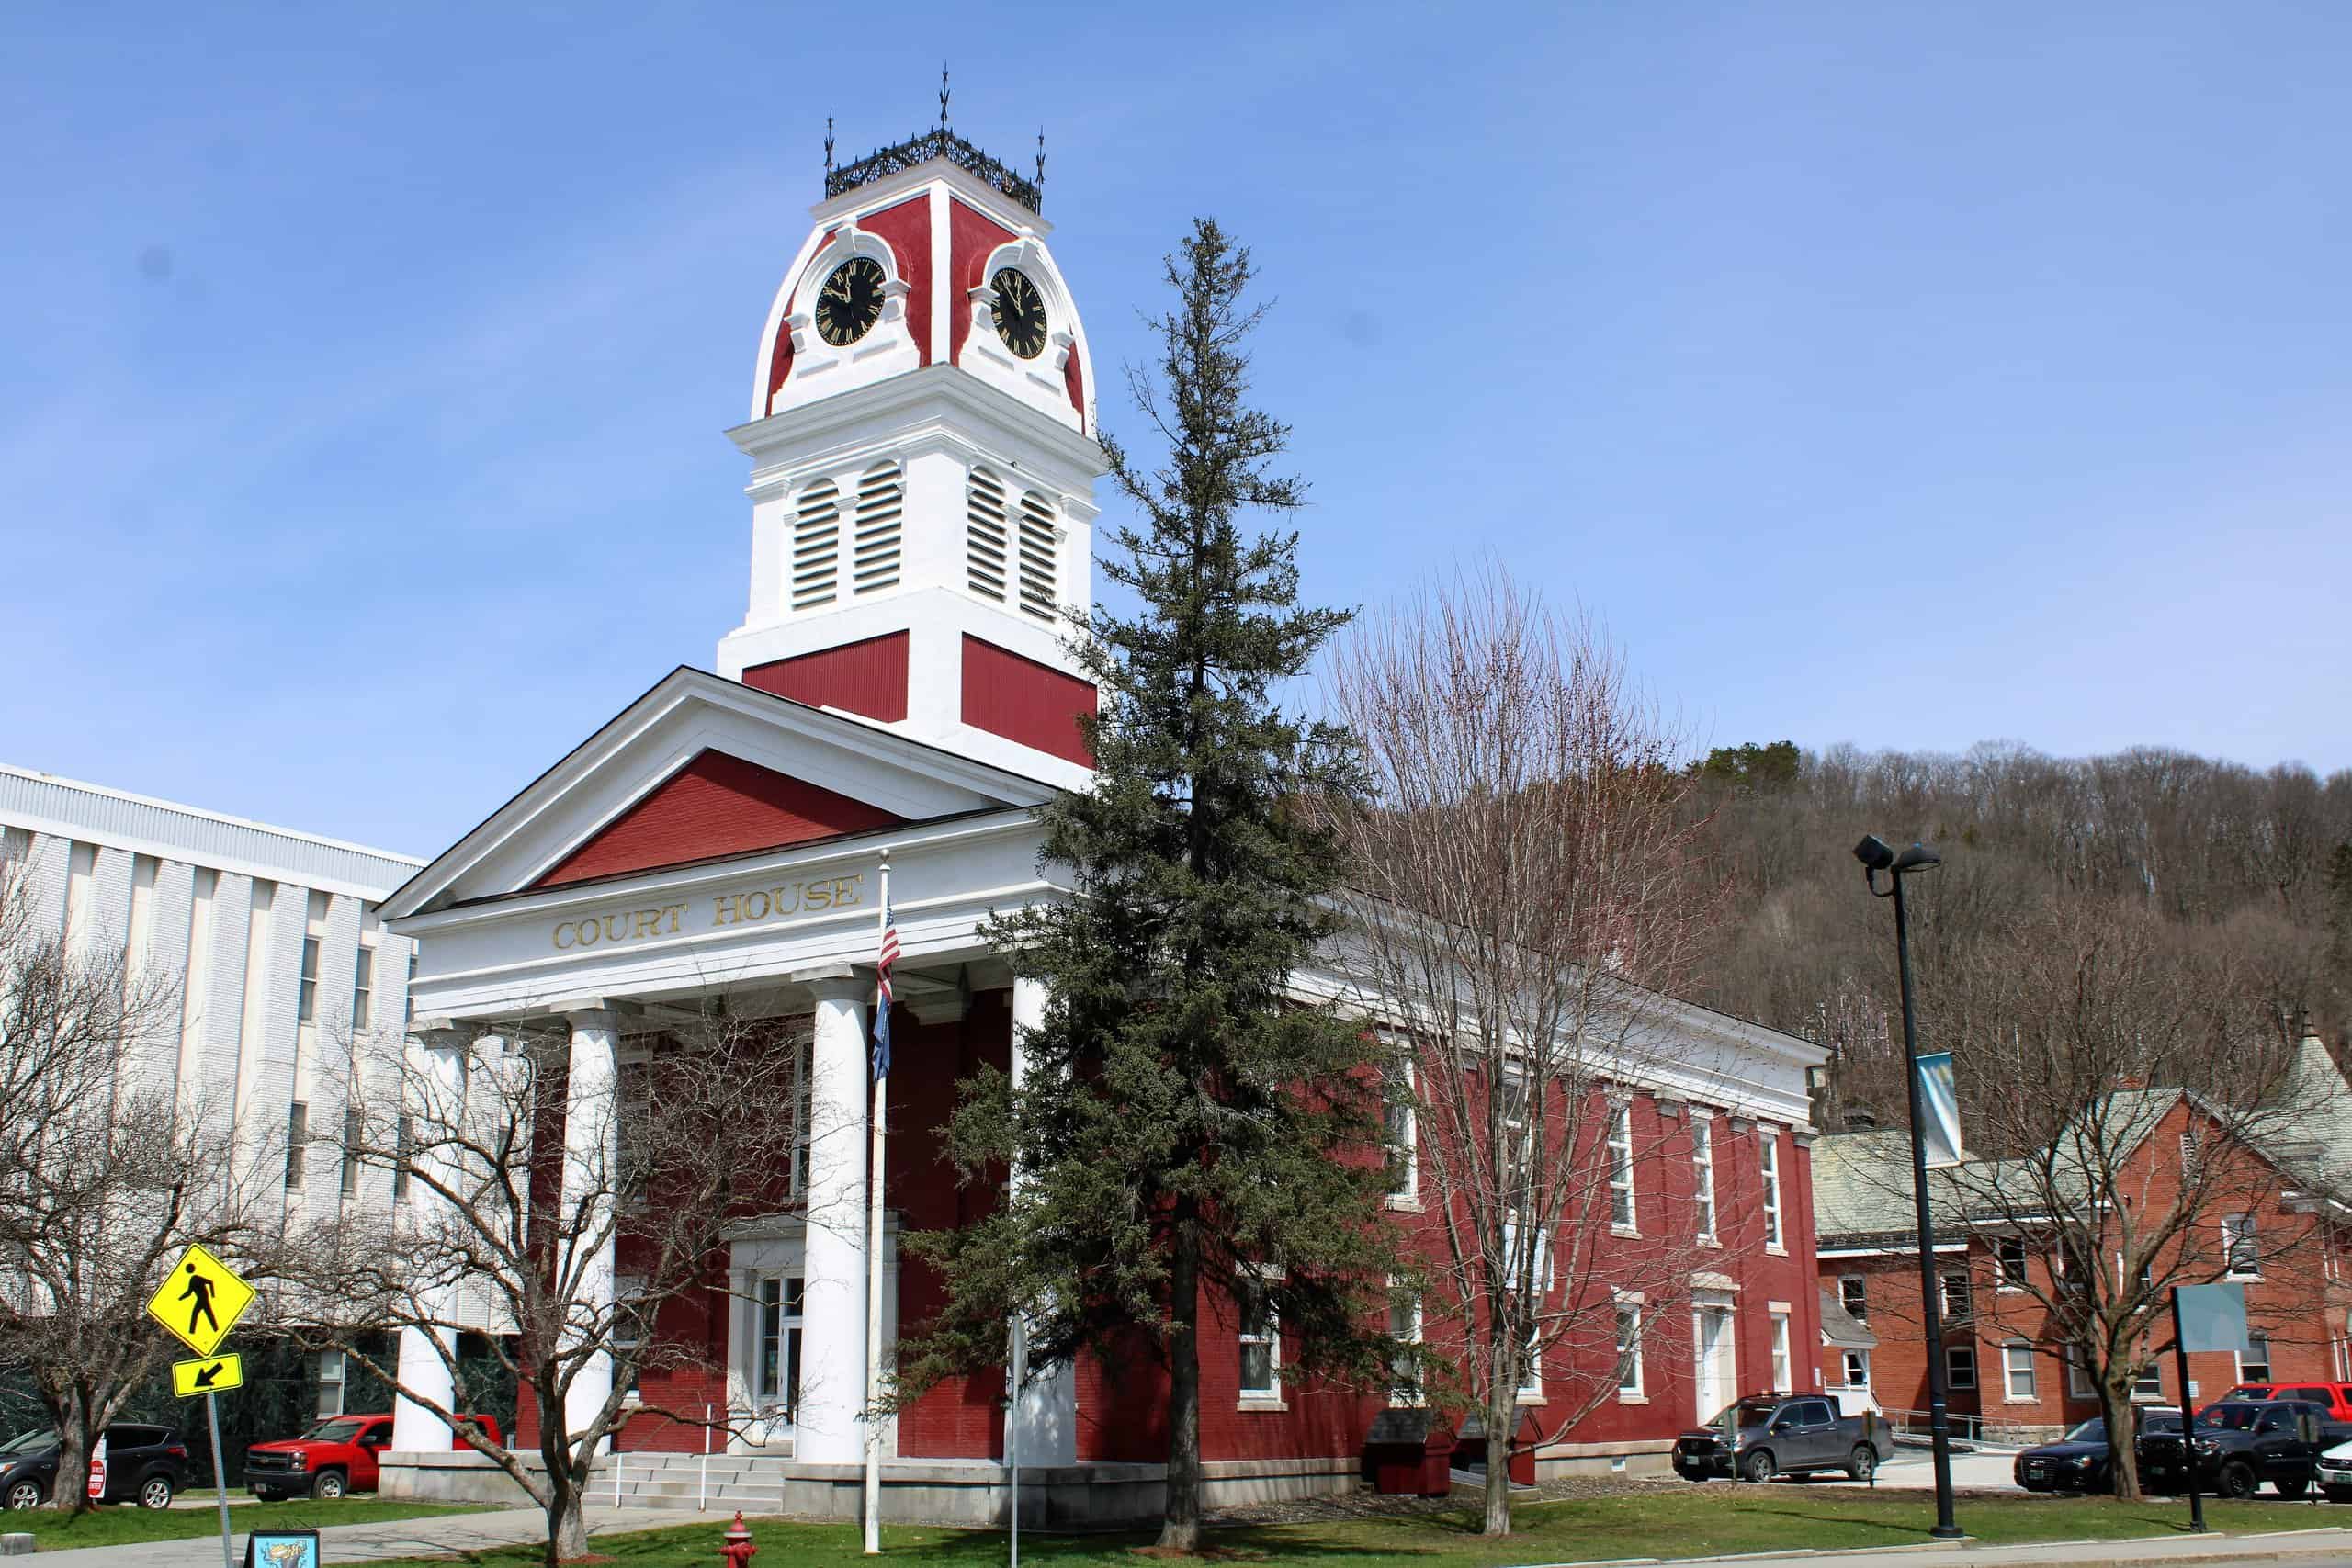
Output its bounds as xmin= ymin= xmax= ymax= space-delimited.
xmin=244 ymin=1413 xmax=502 ymax=1500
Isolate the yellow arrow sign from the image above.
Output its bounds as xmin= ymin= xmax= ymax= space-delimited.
xmin=172 ymin=1352 xmax=243 ymax=1398
xmin=144 ymin=1243 xmax=255 ymax=1359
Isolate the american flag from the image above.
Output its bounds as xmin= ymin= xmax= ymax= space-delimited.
xmin=872 ymin=903 xmax=899 ymax=1080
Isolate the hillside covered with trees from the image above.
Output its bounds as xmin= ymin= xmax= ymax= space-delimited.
xmin=1689 ymin=741 xmax=2352 ymax=1134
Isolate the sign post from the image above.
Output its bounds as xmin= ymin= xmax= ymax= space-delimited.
xmin=2169 ymin=1281 xmax=2250 ymax=1536
xmin=146 ymin=1244 xmax=257 ymax=1568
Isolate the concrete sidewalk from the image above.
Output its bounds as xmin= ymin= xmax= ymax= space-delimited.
xmin=1516 ymin=1525 xmax=2352 ymax=1568
xmin=28 ymin=1504 xmax=738 ymax=1568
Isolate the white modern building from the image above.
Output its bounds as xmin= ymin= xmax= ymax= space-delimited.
xmin=0 ymin=764 xmax=424 ymax=1237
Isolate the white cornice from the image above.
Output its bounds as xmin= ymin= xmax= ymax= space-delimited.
xmin=729 ymin=364 xmax=1104 ymax=489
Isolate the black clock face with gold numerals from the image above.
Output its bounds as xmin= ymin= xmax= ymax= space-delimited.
xmin=990 ymin=268 xmax=1048 ymax=359
xmin=815 ymin=257 xmax=887 ymax=347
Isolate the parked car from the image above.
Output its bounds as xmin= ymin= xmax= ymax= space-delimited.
xmin=2015 ymin=1409 xmax=2182 ymax=1494
xmin=1673 ymin=1393 xmax=1894 ymax=1483
xmin=0 ymin=1424 xmax=193 ymax=1510
xmin=2137 ymin=1398 xmax=2346 ymax=1499
xmin=2216 ymin=1382 xmax=2352 ymax=1423
xmin=245 ymin=1412 xmax=503 ymax=1500
xmin=2316 ymin=1436 xmax=2352 ymax=1501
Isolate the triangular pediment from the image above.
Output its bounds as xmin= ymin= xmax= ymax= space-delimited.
xmin=382 ymin=667 xmax=1056 ymax=917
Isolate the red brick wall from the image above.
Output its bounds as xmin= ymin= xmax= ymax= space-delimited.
xmin=1817 ymin=1097 xmax=2352 ymax=1436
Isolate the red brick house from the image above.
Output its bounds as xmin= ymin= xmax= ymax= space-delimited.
xmin=1813 ymin=1029 xmax=2352 ymax=1442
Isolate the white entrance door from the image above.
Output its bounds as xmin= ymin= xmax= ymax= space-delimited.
xmin=1693 ymin=1305 xmax=1736 ymax=1423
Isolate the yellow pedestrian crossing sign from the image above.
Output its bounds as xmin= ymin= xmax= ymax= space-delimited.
xmin=145 ymin=1243 xmax=255 ymax=1359
xmin=172 ymin=1352 xmax=243 ymax=1397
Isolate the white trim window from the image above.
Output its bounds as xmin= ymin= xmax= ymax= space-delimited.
xmin=2065 ymin=1345 xmax=2095 ymax=1398
xmin=2133 ymin=1356 xmax=2165 ymax=1400
xmin=1996 ymin=1236 xmax=2028 ymax=1290
xmin=2003 ymin=1340 xmax=2037 ymax=1401
xmin=1616 ymin=1302 xmax=1646 ymax=1399
xmin=1518 ymin=1321 xmax=1544 ymax=1402
xmin=1691 ymin=1113 xmax=1717 ymax=1240
xmin=1385 ymin=1057 xmax=1418 ymax=1203
xmin=1608 ymin=1101 xmax=1636 ymax=1230
xmin=1842 ymin=1348 xmax=1871 ymax=1390
xmin=315 ymin=1349 xmax=346 ymax=1418
xmin=285 ymin=1101 xmax=309 ymax=1191
xmin=2222 ymin=1213 xmax=2261 ymax=1279
xmin=2239 ymin=1333 xmax=2272 ymax=1384
xmin=1759 ymin=1131 xmax=1783 ymax=1250
xmin=614 ymin=1273 xmax=648 ymax=1399
xmin=1946 ymin=1344 xmax=1978 ymax=1391
xmin=1941 ymin=1269 xmax=1972 ymax=1322
xmin=1389 ymin=1286 xmax=1423 ymax=1404
xmin=1770 ymin=1310 xmax=1792 ymax=1393
xmin=1838 ymin=1274 xmax=1868 ymax=1322
xmin=297 ymin=935 xmax=322 ymax=1025
xmin=1238 ymin=1271 xmax=1281 ymax=1401
xmin=350 ymin=945 xmax=375 ymax=1034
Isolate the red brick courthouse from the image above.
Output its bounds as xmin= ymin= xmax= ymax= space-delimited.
xmin=371 ymin=130 xmax=1826 ymax=1523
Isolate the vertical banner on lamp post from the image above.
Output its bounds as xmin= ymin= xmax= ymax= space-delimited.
xmin=1915 ymin=1051 xmax=1962 ymax=1168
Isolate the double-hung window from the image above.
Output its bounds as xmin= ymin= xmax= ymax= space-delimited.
xmin=1996 ymin=1236 xmax=2028 ymax=1289
xmin=2241 ymin=1333 xmax=2272 ymax=1383
xmin=1690 ymin=1114 xmax=1716 ymax=1240
xmin=1770 ymin=1310 xmax=1792 ymax=1393
xmin=1946 ymin=1344 xmax=1978 ymax=1390
xmin=1389 ymin=1288 xmax=1423 ymax=1404
xmin=340 ymin=1107 xmax=362 ymax=1199
xmin=2223 ymin=1213 xmax=2261 ymax=1278
xmin=1616 ymin=1303 xmax=1645 ymax=1398
xmin=1238 ymin=1271 xmax=1280 ymax=1401
xmin=1608 ymin=1103 xmax=1635 ymax=1230
xmin=1385 ymin=1057 xmax=1418 ymax=1202
xmin=1941 ymin=1269 xmax=1972 ymax=1322
xmin=351 ymin=946 xmax=375 ymax=1033
xmin=285 ymin=1101 xmax=309 ymax=1190
xmin=2003 ymin=1341 xmax=2037 ymax=1400
xmin=1842 ymin=1348 xmax=1871 ymax=1389
xmin=315 ymin=1350 xmax=346 ymax=1417
xmin=297 ymin=936 xmax=322 ymax=1025
xmin=1759 ymin=1132 xmax=1783 ymax=1249
xmin=1839 ymin=1274 xmax=1868 ymax=1321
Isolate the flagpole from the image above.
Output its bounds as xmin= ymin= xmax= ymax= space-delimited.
xmin=864 ymin=852 xmax=889 ymax=1555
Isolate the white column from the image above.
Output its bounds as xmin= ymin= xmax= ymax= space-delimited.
xmin=561 ymin=1009 xmax=622 ymax=1453
xmin=1008 ymin=976 xmax=1077 ymax=1466
xmin=797 ymin=974 xmax=871 ymax=1464
xmin=391 ymin=1029 xmax=467 ymax=1453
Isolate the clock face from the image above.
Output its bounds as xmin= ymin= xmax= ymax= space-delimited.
xmin=815 ymin=257 xmax=887 ymax=347
xmin=990 ymin=268 xmax=1048 ymax=359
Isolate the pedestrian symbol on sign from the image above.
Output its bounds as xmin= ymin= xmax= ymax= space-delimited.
xmin=180 ymin=1263 xmax=220 ymax=1337
xmin=143 ymin=1243 xmax=254 ymax=1359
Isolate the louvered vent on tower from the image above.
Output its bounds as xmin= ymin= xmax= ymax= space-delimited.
xmin=792 ymin=480 xmax=842 ymax=610
xmin=967 ymin=467 xmax=1008 ymax=602
xmin=1018 ymin=491 xmax=1057 ymax=620
xmin=853 ymin=461 xmax=903 ymax=594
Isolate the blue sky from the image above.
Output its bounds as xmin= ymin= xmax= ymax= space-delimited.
xmin=6 ymin=2 xmax=2348 ymax=856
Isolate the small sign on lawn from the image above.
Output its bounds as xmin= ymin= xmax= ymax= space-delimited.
xmin=243 ymin=1529 xmax=321 ymax=1568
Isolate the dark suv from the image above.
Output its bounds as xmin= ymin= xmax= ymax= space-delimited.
xmin=2138 ymin=1399 xmax=2346 ymax=1498
xmin=0 ymin=1423 xmax=194 ymax=1510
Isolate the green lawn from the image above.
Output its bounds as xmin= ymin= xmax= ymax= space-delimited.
xmin=4 ymin=1495 xmax=495 ymax=1551
xmin=351 ymin=1488 xmax=2333 ymax=1567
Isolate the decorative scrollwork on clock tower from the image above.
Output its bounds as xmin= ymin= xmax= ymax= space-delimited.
xmin=718 ymin=122 xmax=1104 ymax=786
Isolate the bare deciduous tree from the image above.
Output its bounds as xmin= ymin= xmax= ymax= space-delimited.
xmin=1323 ymin=570 xmax=1734 ymax=1536
xmin=283 ymin=996 xmax=808 ymax=1566
xmin=1856 ymin=892 xmax=2327 ymax=1500
xmin=0 ymin=868 xmax=266 ymax=1512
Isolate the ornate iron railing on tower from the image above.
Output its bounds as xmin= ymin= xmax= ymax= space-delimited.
xmin=825 ymin=128 xmax=1043 ymax=214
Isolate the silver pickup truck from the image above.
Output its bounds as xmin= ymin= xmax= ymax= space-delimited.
xmin=1673 ymin=1394 xmax=1894 ymax=1483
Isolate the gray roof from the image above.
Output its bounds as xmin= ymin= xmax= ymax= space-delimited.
xmin=1818 ymin=1287 xmax=1875 ymax=1349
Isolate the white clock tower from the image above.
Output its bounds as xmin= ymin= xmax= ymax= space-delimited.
xmin=718 ymin=125 xmax=1104 ymax=786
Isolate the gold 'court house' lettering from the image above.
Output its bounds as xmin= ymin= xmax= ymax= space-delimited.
xmin=548 ymin=874 xmax=864 ymax=950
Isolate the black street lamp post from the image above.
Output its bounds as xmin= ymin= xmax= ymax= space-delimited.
xmin=1855 ymin=833 xmax=1962 ymax=1541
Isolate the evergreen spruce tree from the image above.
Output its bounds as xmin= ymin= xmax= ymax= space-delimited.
xmin=899 ymin=219 xmax=1397 ymax=1550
